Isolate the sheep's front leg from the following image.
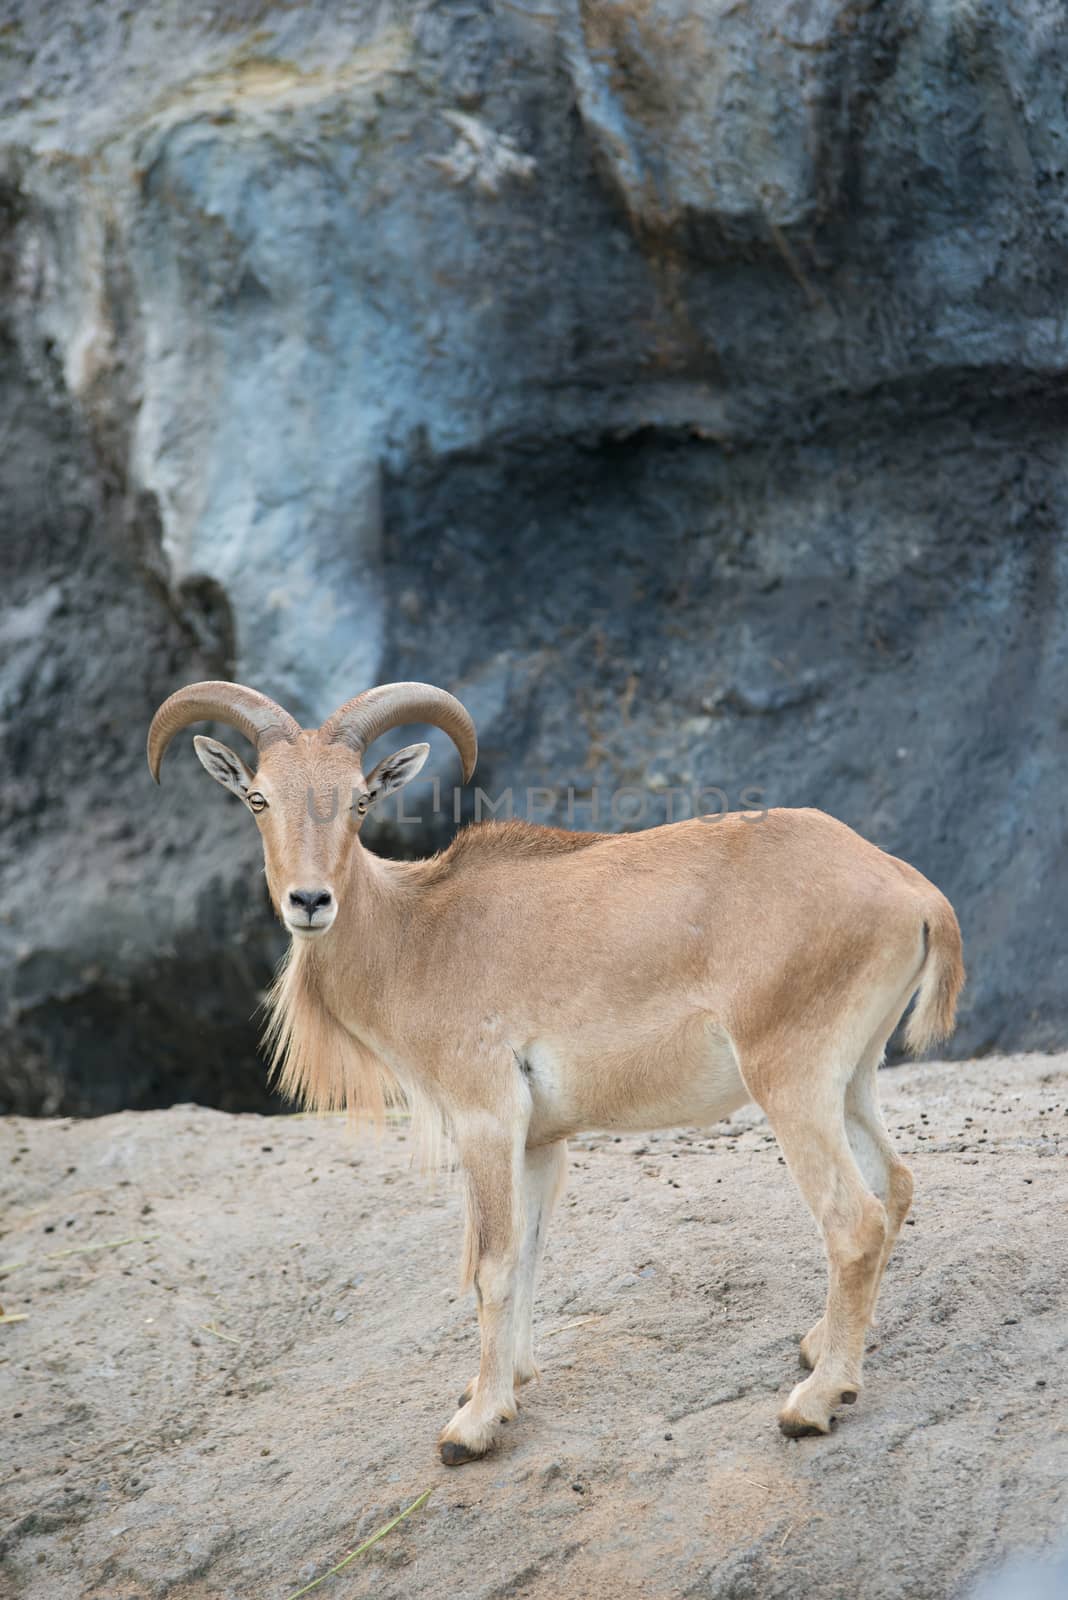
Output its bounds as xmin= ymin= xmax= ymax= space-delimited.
xmin=440 ymin=1123 xmax=525 ymax=1466
xmin=458 ymin=1138 xmax=568 ymax=1406
xmin=513 ymin=1140 xmax=567 ymax=1386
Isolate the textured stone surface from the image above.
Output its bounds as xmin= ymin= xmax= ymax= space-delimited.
xmin=1 ymin=2 xmax=1067 ymax=1111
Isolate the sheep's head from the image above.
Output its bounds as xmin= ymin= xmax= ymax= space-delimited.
xmin=147 ymin=681 xmax=477 ymax=940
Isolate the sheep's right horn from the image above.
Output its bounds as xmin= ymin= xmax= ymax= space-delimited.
xmin=147 ymin=681 xmax=301 ymax=782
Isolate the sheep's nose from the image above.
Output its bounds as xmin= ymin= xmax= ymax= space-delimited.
xmin=288 ymin=888 xmax=333 ymax=915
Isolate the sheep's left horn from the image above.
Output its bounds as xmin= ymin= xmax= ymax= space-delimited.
xmin=319 ymin=681 xmax=477 ymax=782
xmin=147 ymin=681 xmax=301 ymax=782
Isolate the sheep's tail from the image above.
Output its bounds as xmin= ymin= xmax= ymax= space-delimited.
xmin=905 ymin=892 xmax=965 ymax=1054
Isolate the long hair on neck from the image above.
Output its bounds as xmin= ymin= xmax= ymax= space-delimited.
xmin=261 ymin=939 xmax=449 ymax=1174
xmin=262 ymin=939 xmax=398 ymax=1121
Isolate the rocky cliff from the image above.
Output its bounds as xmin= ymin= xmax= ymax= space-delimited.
xmin=2 ymin=1 xmax=1066 ymax=1113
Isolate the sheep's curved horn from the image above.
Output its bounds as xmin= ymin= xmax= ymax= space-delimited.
xmin=147 ymin=681 xmax=301 ymax=782
xmin=320 ymin=682 xmax=477 ymax=781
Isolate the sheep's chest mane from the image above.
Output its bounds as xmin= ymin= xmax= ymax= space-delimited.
xmin=262 ymin=940 xmax=398 ymax=1121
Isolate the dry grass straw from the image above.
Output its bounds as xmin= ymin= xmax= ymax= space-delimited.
xmin=0 ymin=1233 xmax=160 ymax=1277
xmin=541 ymin=1313 xmax=604 ymax=1340
xmin=199 ymin=1322 xmax=239 ymax=1345
xmin=283 ymin=1487 xmax=433 ymax=1600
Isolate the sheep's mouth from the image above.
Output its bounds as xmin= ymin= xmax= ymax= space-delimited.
xmin=285 ymin=918 xmax=334 ymax=940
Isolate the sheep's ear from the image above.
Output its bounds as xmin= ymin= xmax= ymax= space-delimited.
xmin=364 ymin=742 xmax=430 ymax=806
xmin=193 ymin=735 xmax=255 ymax=801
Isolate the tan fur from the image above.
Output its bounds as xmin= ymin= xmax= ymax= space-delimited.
xmin=459 ymin=1179 xmax=481 ymax=1293
xmin=262 ymin=940 xmax=400 ymax=1123
xmin=904 ymin=892 xmax=966 ymax=1052
xmin=426 ymin=819 xmax=602 ymax=874
xmin=152 ymin=683 xmax=966 ymax=1466
xmin=262 ymin=941 xmax=452 ymax=1176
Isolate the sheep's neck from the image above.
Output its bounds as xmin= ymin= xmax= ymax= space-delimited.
xmin=303 ymin=836 xmax=411 ymax=1045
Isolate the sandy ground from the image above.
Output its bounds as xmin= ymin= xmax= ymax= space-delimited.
xmin=1 ymin=1054 xmax=1066 ymax=1600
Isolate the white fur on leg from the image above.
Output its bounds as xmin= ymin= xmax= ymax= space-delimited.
xmin=513 ymin=1141 xmax=567 ymax=1384
xmin=440 ymin=1249 xmax=520 ymax=1463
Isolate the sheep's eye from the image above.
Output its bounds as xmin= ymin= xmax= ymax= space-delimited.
xmin=354 ymin=795 xmax=369 ymax=816
xmin=248 ymin=792 xmax=268 ymax=813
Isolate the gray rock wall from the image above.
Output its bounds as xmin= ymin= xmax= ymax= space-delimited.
xmin=2 ymin=1 xmax=1066 ymax=1113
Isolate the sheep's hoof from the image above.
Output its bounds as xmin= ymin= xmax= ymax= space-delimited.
xmin=779 ymin=1414 xmax=836 ymax=1439
xmin=440 ymin=1439 xmax=482 ymax=1467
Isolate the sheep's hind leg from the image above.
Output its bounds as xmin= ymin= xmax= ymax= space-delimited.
xmin=801 ymin=1045 xmax=913 ymax=1372
xmin=742 ymin=1059 xmax=889 ymax=1437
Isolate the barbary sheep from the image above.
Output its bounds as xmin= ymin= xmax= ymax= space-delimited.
xmin=148 ymin=679 xmax=964 ymax=1465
